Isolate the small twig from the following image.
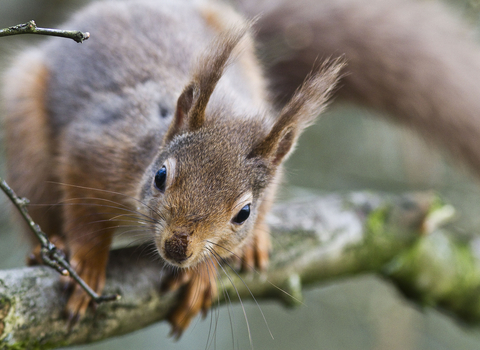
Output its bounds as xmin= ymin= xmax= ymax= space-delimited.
xmin=0 ymin=20 xmax=90 ymax=43
xmin=0 ymin=177 xmax=117 ymax=303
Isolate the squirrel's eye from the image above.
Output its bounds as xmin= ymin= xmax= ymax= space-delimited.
xmin=154 ymin=166 xmax=167 ymax=192
xmin=233 ymin=204 xmax=250 ymax=225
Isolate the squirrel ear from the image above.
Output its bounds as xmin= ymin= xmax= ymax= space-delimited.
xmin=250 ymin=59 xmax=345 ymax=166
xmin=163 ymin=25 xmax=249 ymax=144
xmin=163 ymin=83 xmax=196 ymax=144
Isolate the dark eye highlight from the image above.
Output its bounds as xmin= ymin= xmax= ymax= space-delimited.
xmin=233 ymin=204 xmax=250 ymax=225
xmin=154 ymin=166 xmax=167 ymax=192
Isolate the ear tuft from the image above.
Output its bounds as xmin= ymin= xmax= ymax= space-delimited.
xmin=251 ymin=57 xmax=346 ymax=165
xmin=187 ymin=24 xmax=250 ymax=130
xmin=163 ymin=24 xmax=251 ymax=144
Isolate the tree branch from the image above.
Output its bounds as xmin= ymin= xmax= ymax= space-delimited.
xmin=1 ymin=191 xmax=476 ymax=349
xmin=0 ymin=20 xmax=89 ymax=43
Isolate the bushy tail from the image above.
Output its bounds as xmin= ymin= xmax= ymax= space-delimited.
xmin=237 ymin=0 xmax=480 ymax=176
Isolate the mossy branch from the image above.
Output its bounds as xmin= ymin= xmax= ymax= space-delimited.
xmin=0 ymin=191 xmax=477 ymax=349
xmin=0 ymin=20 xmax=89 ymax=43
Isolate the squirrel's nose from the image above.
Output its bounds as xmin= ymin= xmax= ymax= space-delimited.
xmin=164 ymin=231 xmax=191 ymax=263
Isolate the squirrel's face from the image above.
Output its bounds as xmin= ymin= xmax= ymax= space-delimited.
xmin=138 ymin=122 xmax=271 ymax=268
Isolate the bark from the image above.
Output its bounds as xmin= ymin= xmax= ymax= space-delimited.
xmin=1 ymin=191 xmax=476 ymax=349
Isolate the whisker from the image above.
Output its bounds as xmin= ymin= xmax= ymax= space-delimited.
xmin=209 ymin=247 xmax=274 ymax=341
xmin=121 ymin=236 xmax=153 ymax=249
xmin=114 ymin=229 xmax=152 ymax=241
xmin=37 ymin=198 xmax=162 ymax=224
xmin=202 ymin=254 xmax=215 ymax=349
xmin=204 ymin=255 xmax=222 ymax=350
xmin=29 ymin=194 xmax=163 ymax=224
xmin=47 ymin=181 xmax=164 ymax=220
xmin=65 ymin=228 xmax=151 ymax=259
xmin=68 ymin=235 xmax=115 ymax=262
xmin=63 ymin=224 xmax=152 ymax=246
xmin=203 ymin=256 xmax=216 ymax=350
xmin=143 ymin=244 xmax=163 ymax=264
xmin=207 ymin=247 xmax=254 ymax=348
xmin=56 ymin=212 xmax=158 ymax=239
xmin=82 ymin=214 xmax=157 ymax=226
xmin=206 ymin=252 xmax=237 ymax=350
xmin=206 ymin=240 xmax=304 ymax=306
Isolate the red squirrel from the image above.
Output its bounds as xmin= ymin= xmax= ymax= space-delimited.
xmin=2 ymin=0 xmax=342 ymax=336
xmin=3 ymin=0 xmax=480 ymax=337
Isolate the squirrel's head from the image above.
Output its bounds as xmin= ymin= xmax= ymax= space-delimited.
xmin=137 ymin=25 xmax=343 ymax=268
xmin=139 ymin=120 xmax=269 ymax=268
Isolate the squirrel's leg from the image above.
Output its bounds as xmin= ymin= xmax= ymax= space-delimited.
xmin=61 ymin=188 xmax=115 ymax=323
xmin=162 ymin=260 xmax=218 ymax=339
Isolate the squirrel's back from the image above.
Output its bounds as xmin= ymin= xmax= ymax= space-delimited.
xmin=45 ymin=0 xmax=267 ymax=134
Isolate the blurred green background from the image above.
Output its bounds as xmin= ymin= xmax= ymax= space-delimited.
xmin=3 ymin=1 xmax=480 ymax=349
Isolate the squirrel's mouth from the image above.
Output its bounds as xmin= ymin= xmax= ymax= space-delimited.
xmin=163 ymin=252 xmax=194 ymax=267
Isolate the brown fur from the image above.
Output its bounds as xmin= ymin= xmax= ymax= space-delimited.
xmin=2 ymin=49 xmax=62 ymax=241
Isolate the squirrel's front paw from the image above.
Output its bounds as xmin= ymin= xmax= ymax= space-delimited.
xmin=161 ymin=262 xmax=218 ymax=339
xmin=241 ymin=222 xmax=271 ymax=272
xmin=64 ymin=257 xmax=106 ymax=325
